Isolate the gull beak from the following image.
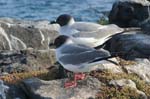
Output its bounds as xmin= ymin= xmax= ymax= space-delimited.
xmin=50 ymin=20 xmax=57 ymax=24
xmin=49 ymin=42 xmax=56 ymax=48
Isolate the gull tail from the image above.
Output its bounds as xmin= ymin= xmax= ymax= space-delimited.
xmin=94 ymin=27 xmax=142 ymax=49
xmin=89 ymin=56 xmax=115 ymax=63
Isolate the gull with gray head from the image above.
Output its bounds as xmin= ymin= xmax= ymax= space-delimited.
xmin=55 ymin=14 xmax=124 ymax=47
xmin=53 ymin=35 xmax=114 ymax=88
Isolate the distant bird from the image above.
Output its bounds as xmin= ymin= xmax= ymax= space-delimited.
xmin=55 ymin=14 xmax=124 ymax=47
xmin=53 ymin=35 xmax=114 ymax=88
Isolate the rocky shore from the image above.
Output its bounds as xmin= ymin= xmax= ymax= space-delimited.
xmin=0 ymin=17 xmax=59 ymax=50
xmin=0 ymin=0 xmax=150 ymax=99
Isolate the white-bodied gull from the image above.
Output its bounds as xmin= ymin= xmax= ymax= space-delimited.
xmin=55 ymin=14 xmax=124 ymax=47
xmin=53 ymin=35 xmax=114 ymax=88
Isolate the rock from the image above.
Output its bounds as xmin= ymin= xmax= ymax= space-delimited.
xmin=103 ymin=31 xmax=150 ymax=83
xmin=109 ymin=79 xmax=137 ymax=88
xmin=89 ymin=58 xmax=123 ymax=73
xmin=141 ymin=20 xmax=150 ymax=34
xmin=21 ymin=77 xmax=101 ymax=99
xmin=109 ymin=0 xmax=150 ymax=27
xmin=104 ymin=32 xmax=150 ymax=60
xmin=0 ymin=80 xmax=9 ymax=99
xmin=6 ymin=84 xmax=27 ymax=99
xmin=109 ymin=79 xmax=147 ymax=99
xmin=125 ymin=59 xmax=150 ymax=83
xmin=0 ymin=18 xmax=59 ymax=50
xmin=0 ymin=49 xmax=56 ymax=74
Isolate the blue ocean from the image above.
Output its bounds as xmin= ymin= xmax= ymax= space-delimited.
xmin=0 ymin=0 xmax=115 ymax=22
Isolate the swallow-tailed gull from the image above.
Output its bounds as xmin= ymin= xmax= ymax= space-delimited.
xmin=53 ymin=35 xmax=114 ymax=88
xmin=55 ymin=14 xmax=124 ymax=47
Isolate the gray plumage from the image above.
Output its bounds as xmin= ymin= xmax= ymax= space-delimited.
xmin=59 ymin=44 xmax=110 ymax=65
xmin=72 ymin=24 xmax=124 ymax=39
xmin=55 ymin=35 xmax=113 ymax=73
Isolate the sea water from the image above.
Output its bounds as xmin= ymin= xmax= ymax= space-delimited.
xmin=0 ymin=0 xmax=115 ymax=22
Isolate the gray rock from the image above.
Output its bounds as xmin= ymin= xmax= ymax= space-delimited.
xmin=0 ymin=18 xmax=60 ymax=30
xmin=89 ymin=58 xmax=123 ymax=73
xmin=125 ymin=59 xmax=150 ymax=83
xmin=118 ymin=0 xmax=150 ymax=6
xmin=0 ymin=49 xmax=56 ymax=74
xmin=6 ymin=85 xmax=27 ymax=99
xmin=141 ymin=20 xmax=150 ymax=34
xmin=109 ymin=79 xmax=137 ymax=88
xmin=0 ymin=80 xmax=9 ymax=99
xmin=0 ymin=27 xmax=10 ymax=50
xmin=104 ymin=32 xmax=150 ymax=59
xmin=109 ymin=0 xmax=150 ymax=27
xmin=21 ymin=77 xmax=101 ymax=99
xmin=0 ymin=18 xmax=59 ymax=50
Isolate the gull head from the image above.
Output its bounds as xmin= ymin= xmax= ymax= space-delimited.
xmin=53 ymin=35 xmax=73 ymax=48
xmin=56 ymin=14 xmax=75 ymax=27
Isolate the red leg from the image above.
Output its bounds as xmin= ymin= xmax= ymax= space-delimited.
xmin=74 ymin=73 xmax=86 ymax=80
xmin=64 ymin=72 xmax=77 ymax=88
xmin=64 ymin=80 xmax=77 ymax=88
xmin=64 ymin=73 xmax=86 ymax=88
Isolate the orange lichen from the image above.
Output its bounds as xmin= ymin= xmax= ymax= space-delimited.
xmin=116 ymin=57 xmax=137 ymax=66
xmin=0 ymin=70 xmax=49 ymax=84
